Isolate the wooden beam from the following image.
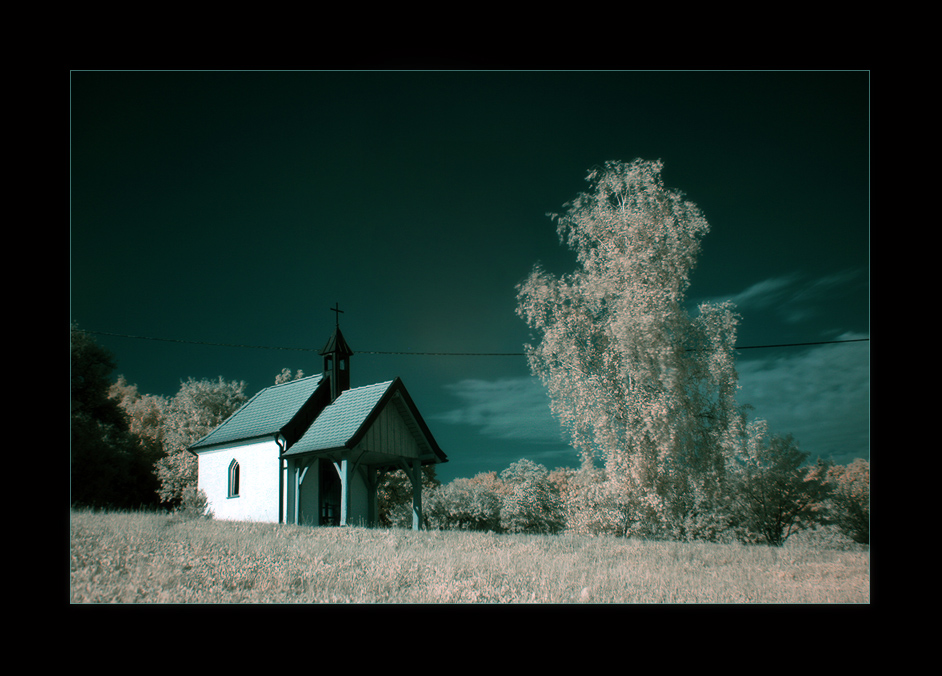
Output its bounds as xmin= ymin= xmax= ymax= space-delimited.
xmin=411 ymin=458 xmax=422 ymax=531
xmin=333 ymin=457 xmax=351 ymax=527
xmin=293 ymin=458 xmax=314 ymax=526
xmin=294 ymin=462 xmax=301 ymax=526
xmin=357 ymin=464 xmax=387 ymax=527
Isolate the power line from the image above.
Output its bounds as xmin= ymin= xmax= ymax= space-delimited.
xmin=732 ymin=339 xmax=869 ymax=350
xmin=76 ymin=329 xmax=869 ymax=355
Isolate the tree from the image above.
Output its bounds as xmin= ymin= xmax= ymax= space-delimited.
xmin=516 ymin=159 xmax=743 ymax=535
xmin=825 ymin=458 xmax=870 ymax=544
xmin=498 ymin=459 xmax=565 ymax=534
xmin=727 ymin=421 xmax=831 ymax=546
xmin=109 ymin=376 xmax=166 ymax=464
xmin=274 ymin=368 xmax=305 ymax=384
xmin=154 ymin=376 xmax=247 ymax=507
xmin=70 ymin=324 xmax=161 ymax=509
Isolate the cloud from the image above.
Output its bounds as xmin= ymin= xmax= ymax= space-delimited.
xmin=736 ymin=332 xmax=870 ymax=463
xmin=719 ymin=273 xmax=802 ymax=310
xmin=699 ymin=269 xmax=865 ymax=324
xmin=436 ymin=335 xmax=869 ymax=469
xmin=433 ymin=376 xmax=566 ymax=444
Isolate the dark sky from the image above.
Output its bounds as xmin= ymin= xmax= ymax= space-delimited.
xmin=70 ymin=70 xmax=870 ymax=482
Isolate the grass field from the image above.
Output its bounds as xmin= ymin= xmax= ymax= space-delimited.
xmin=69 ymin=508 xmax=869 ymax=604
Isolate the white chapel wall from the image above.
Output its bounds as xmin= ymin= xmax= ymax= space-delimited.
xmin=197 ymin=438 xmax=281 ymax=523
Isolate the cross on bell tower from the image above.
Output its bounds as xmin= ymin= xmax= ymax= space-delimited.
xmin=320 ymin=303 xmax=354 ymax=402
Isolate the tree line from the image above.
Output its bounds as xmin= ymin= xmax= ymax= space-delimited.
xmin=401 ymin=453 xmax=869 ymax=547
xmin=70 ymin=323 xmax=868 ymax=546
xmin=70 ymin=323 xmax=249 ymax=512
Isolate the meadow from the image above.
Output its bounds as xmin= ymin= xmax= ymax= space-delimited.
xmin=69 ymin=508 xmax=869 ymax=604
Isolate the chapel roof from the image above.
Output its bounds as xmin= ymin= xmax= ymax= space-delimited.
xmin=188 ymin=374 xmax=325 ymax=451
xmin=187 ymin=374 xmax=446 ymax=466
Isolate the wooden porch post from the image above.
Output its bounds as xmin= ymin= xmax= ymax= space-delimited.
xmin=294 ymin=458 xmax=312 ymax=526
xmin=364 ymin=466 xmax=380 ymax=527
xmin=294 ymin=462 xmax=300 ymax=525
xmin=338 ymin=457 xmax=350 ymax=526
xmin=411 ymin=458 xmax=422 ymax=531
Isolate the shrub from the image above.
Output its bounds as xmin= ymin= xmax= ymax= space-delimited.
xmin=727 ymin=422 xmax=831 ymax=546
xmin=500 ymin=479 xmax=565 ymax=534
xmin=173 ymin=486 xmax=212 ymax=520
xmin=377 ymin=467 xmax=440 ymax=528
xmin=425 ymin=477 xmax=502 ymax=532
xmin=785 ymin=524 xmax=864 ymax=552
xmin=498 ymin=460 xmax=565 ymax=534
xmin=567 ymin=480 xmax=632 ymax=536
xmin=825 ymin=459 xmax=870 ymax=545
xmin=564 ymin=470 xmax=632 ymax=537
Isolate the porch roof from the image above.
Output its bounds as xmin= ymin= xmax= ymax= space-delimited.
xmin=282 ymin=378 xmax=447 ymax=465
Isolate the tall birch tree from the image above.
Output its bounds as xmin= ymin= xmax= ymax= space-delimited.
xmin=516 ymin=159 xmax=744 ymax=536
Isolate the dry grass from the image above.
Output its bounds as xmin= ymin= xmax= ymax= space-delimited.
xmin=69 ymin=509 xmax=869 ymax=604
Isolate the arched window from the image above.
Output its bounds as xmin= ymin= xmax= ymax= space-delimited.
xmin=228 ymin=459 xmax=240 ymax=498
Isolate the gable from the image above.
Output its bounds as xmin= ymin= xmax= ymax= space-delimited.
xmin=354 ymin=394 xmax=423 ymax=460
xmin=283 ymin=378 xmax=446 ymax=466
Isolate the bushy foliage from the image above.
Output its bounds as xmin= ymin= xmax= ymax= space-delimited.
xmin=726 ymin=421 xmax=831 ymax=546
xmin=173 ymin=486 xmax=213 ymax=520
xmin=153 ymin=377 xmax=247 ymax=506
xmin=424 ymin=461 xmax=570 ymax=535
xmin=498 ymin=460 xmax=565 ymax=534
xmin=376 ymin=466 xmax=440 ymax=528
xmin=661 ymin=488 xmax=736 ymax=543
xmin=73 ymin=324 xmax=249 ymax=510
xmin=564 ymin=469 xmax=632 ymax=537
xmin=425 ymin=475 xmax=503 ymax=532
xmin=274 ymin=368 xmax=305 ymax=384
xmin=824 ymin=458 xmax=869 ymax=544
xmin=784 ymin=523 xmax=864 ymax=552
xmin=420 ymin=449 xmax=852 ymax=544
xmin=476 ymin=449 xmax=842 ymax=545
xmin=109 ymin=377 xmax=166 ymax=460
xmin=71 ymin=325 xmax=161 ymax=509
xmin=109 ymin=372 xmax=248 ymax=508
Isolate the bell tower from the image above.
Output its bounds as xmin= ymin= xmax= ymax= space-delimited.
xmin=320 ymin=303 xmax=354 ymax=402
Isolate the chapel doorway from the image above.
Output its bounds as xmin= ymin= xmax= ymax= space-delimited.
xmin=319 ymin=459 xmax=341 ymax=526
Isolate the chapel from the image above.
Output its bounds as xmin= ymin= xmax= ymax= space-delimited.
xmin=188 ymin=311 xmax=447 ymax=530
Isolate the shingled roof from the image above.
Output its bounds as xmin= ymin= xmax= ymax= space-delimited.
xmin=188 ymin=374 xmax=326 ymax=452
xmin=287 ymin=380 xmax=394 ymax=454
xmin=188 ymin=374 xmax=446 ymax=466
